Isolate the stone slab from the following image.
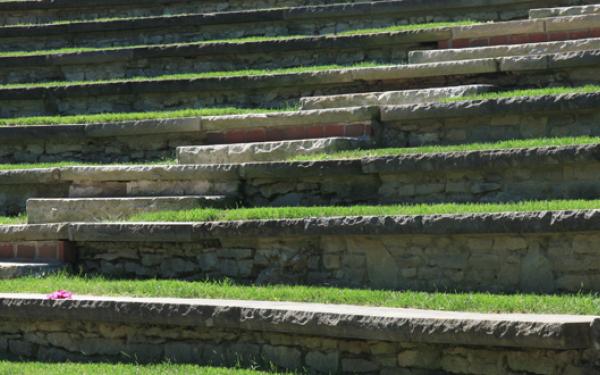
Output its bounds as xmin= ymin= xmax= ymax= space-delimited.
xmin=26 ymin=196 xmax=234 ymax=224
xmin=0 ymin=262 xmax=67 ymax=279
xmin=409 ymin=37 xmax=600 ymax=64
xmin=530 ymin=4 xmax=600 ymax=18
xmin=299 ymin=85 xmax=495 ymax=110
xmin=0 ymin=293 xmax=596 ymax=350
xmin=177 ymin=137 xmax=369 ymax=164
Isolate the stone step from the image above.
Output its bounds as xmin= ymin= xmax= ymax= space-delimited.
xmin=2 ymin=142 xmax=600 ymax=214
xmin=530 ymin=4 xmax=600 ymax=18
xmin=0 ymin=0 xmax=367 ymax=26
xmin=176 ymin=137 xmax=369 ymax=165
xmin=3 ymin=210 xmax=597 ymax=293
xmin=0 ymin=294 xmax=597 ymax=372
xmin=1 ymin=48 xmax=599 ymax=118
xmin=0 ymin=107 xmax=376 ymax=164
xmin=0 ymin=0 xmax=574 ymax=52
xmin=0 ymin=261 xmax=67 ymax=279
xmin=26 ymin=196 xmax=235 ymax=224
xmin=299 ymin=84 xmax=495 ymax=110
xmin=410 ymin=36 xmax=600 ymax=63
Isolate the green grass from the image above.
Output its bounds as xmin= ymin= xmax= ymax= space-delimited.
xmin=445 ymin=85 xmax=600 ymax=102
xmin=0 ymin=62 xmax=383 ymax=90
xmin=0 ymin=20 xmax=475 ymax=59
xmin=129 ymin=200 xmax=600 ymax=223
xmin=0 ymin=214 xmax=25 ymax=225
xmin=0 ymin=159 xmax=175 ymax=171
xmin=3 ymin=274 xmax=600 ymax=315
xmin=0 ymin=106 xmax=293 ymax=126
xmin=0 ymin=362 xmax=277 ymax=375
xmin=291 ymin=136 xmax=600 ymax=161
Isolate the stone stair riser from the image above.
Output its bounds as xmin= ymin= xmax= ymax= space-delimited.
xmin=1 ymin=144 xmax=599 ymax=214
xmin=0 ymin=294 xmax=596 ymax=373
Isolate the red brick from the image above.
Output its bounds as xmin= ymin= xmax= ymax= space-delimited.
xmin=489 ymin=35 xmax=509 ymax=46
xmin=569 ymin=30 xmax=592 ymax=40
xmin=205 ymin=132 xmax=225 ymax=144
xmin=282 ymin=126 xmax=307 ymax=140
xmin=305 ymin=125 xmax=324 ymax=138
xmin=469 ymin=38 xmax=489 ymax=47
xmin=58 ymin=242 xmax=76 ymax=263
xmin=527 ymin=33 xmax=548 ymax=43
xmin=588 ymin=28 xmax=600 ymax=38
xmin=264 ymin=127 xmax=287 ymax=141
xmin=508 ymin=34 xmax=530 ymax=45
xmin=547 ymin=31 xmax=570 ymax=41
xmin=16 ymin=243 xmax=36 ymax=260
xmin=438 ymin=40 xmax=450 ymax=49
xmin=0 ymin=243 xmax=13 ymax=259
xmin=244 ymin=128 xmax=267 ymax=142
xmin=37 ymin=242 xmax=58 ymax=260
xmin=224 ymin=129 xmax=247 ymax=144
xmin=451 ymin=39 xmax=470 ymax=48
xmin=345 ymin=124 xmax=368 ymax=137
xmin=323 ymin=124 xmax=345 ymax=137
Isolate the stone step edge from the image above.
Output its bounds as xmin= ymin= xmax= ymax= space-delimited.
xmin=0 ymin=293 xmax=597 ymax=350
xmin=0 ymin=48 xmax=595 ymax=101
xmin=3 ymin=209 xmax=600 ymax=242
xmin=1 ymin=89 xmax=597 ymax=143
xmin=1 ymin=90 xmax=597 ymax=142
xmin=1 ymin=13 xmax=598 ymax=68
xmin=0 ymin=261 xmax=67 ymax=279
xmin=530 ymin=4 xmax=600 ymax=19
xmin=0 ymin=142 xmax=598 ymax=184
xmin=409 ymin=36 xmax=600 ymax=64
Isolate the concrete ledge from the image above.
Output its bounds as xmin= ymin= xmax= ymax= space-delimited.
xmin=0 ymin=262 xmax=67 ymax=279
xmin=0 ymin=293 xmax=597 ymax=350
xmin=299 ymin=85 xmax=494 ymax=110
xmin=409 ymin=37 xmax=600 ymax=63
xmin=26 ymin=196 xmax=235 ymax=224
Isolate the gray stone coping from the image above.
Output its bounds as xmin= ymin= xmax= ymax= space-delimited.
xmin=0 ymin=48 xmax=597 ymax=100
xmin=1 ymin=143 xmax=599 ymax=184
xmin=0 ymin=107 xmax=377 ymax=142
xmin=530 ymin=4 xmax=600 ymax=18
xmin=3 ymin=210 xmax=600 ymax=241
xmin=0 ymin=293 xmax=596 ymax=350
xmin=381 ymin=91 xmax=600 ymax=122
xmin=65 ymin=210 xmax=600 ymax=241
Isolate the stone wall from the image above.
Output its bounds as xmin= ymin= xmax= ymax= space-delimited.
xmin=0 ymin=295 xmax=597 ymax=374
xmin=75 ymin=231 xmax=600 ymax=293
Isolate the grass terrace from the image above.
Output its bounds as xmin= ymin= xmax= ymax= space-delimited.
xmin=291 ymin=136 xmax=600 ymax=161
xmin=0 ymin=62 xmax=384 ymax=89
xmin=128 ymin=199 xmax=600 ymax=222
xmin=444 ymin=85 xmax=600 ymax=102
xmin=2 ymin=274 xmax=600 ymax=315
xmin=0 ymin=214 xmax=25 ymax=225
xmin=0 ymin=106 xmax=291 ymax=126
xmin=0 ymin=362 xmax=281 ymax=375
xmin=0 ymin=159 xmax=175 ymax=171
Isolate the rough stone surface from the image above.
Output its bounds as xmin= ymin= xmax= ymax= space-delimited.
xmin=299 ymin=85 xmax=495 ymax=110
xmin=26 ymin=196 xmax=234 ymax=224
xmin=530 ymin=4 xmax=600 ymax=18
xmin=0 ymin=262 xmax=67 ymax=279
xmin=177 ymin=137 xmax=369 ymax=164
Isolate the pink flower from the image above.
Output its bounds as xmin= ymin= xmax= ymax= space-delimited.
xmin=46 ymin=290 xmax=73 ymax=300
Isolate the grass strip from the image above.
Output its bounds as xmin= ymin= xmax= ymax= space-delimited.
xmin=0 ymin=214 xmax=25 ymax=225
xmin=0 ymin=362 xmax=277 ymax=375
xmin=0 ymin=20 xmax=476 ymax=58
xmin=2 ymin=274 xmax=600 ymax=315
xmin=0 ymin=62 xmax=383 ymax=90
xmin=0 ymin=106 xmax=292 ymax=126
xmin=444 ymin=85 xmax=600 ymax=102
xmin=291 ymin=136 xmax=600 ymax=161
xmin=129 ymin=199 xmax=600 ymax=222
xmin=0 ymin=159 xmax=175 ymax=171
